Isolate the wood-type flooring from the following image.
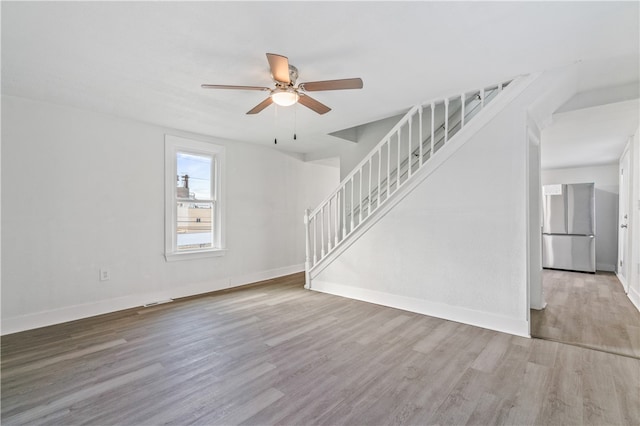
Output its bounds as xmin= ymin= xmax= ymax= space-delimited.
xmin=531 ymin=269 xmax=640 ymax=359
xmin=2 ymin=272 xmax=639 ymax=425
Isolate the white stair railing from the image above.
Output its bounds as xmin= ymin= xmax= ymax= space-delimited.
xmin=304 ymin=80 xmax=512 ymax=285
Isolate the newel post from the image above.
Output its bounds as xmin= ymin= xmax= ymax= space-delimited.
xmin=304 ymin=209 xmax=311 ymax=289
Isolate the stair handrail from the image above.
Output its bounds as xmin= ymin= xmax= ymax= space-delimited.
xmin=309 ymin=104 xmax=420 ymax=218
xmin=308 ymin=82 xmax=507 ymax=218
xmin=304 ymin=79 xmax=513 ymax=284
xmin=344 ymin=94 xmax=489 ymax=218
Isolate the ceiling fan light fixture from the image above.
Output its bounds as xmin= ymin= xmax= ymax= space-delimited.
xmin=271 ymin=88 xmax=299 ymax=106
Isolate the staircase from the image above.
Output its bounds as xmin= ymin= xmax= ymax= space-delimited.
xmin=304 ymin=78 xmax=522 ymax=288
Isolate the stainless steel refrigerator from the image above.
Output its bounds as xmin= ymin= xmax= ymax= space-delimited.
xmin=542 ymin=183 xmax=596 ymax=273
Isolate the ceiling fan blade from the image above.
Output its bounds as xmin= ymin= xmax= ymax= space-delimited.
xmin=299 ymin=78 xmax=363 ymax=92
xmin=266 ymin=53 xmax=290 ymax=84
xmin=201 ymin=84 xmax=270 ymax=91
xmin=298 ymin=94 xmax=331 ymax=115
xmin=246 ymin=97 xmax=273 ymax=115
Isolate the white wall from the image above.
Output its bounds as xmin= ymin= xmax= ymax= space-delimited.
xmin=1 ymin=95 xmax=339 ymax=334
xmin=541 ymin=164 xmax=619 ymax=271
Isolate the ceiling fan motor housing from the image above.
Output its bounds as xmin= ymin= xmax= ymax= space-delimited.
xmin=272 ymin=65 xmax=298 ymax=86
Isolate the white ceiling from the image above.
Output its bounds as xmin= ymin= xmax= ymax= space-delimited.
xmin=542 ymin=99 xmax=639 ymax=170
xmin=2 ymin=1 xmax=639 ymax=160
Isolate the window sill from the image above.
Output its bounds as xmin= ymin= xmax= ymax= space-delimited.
xmin=165 ymin=248 xmax=227 ymax=262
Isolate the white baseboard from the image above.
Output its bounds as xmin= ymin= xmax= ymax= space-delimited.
xmin=628 ymin=286 xmax=640 ymax=312
xmin=530 ymin=301 xmax=547 ymax=310
xmin=311 ymin=280 xmax=530 ymax=338
xmin=1 ymin=264 xmax=304 ymax=336
xmin=228 ymin=264 xmax=304 ymax=288
xmin=1 ymin=292 xmax=172 ymax=336
xmin=616 ymin=272 xmax=629 ymax=293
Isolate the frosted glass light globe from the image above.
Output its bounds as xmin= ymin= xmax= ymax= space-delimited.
xmin=271 ymin=89 xmax=299 ymax=106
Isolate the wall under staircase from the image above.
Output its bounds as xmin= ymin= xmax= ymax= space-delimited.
xmin=305 ymin=70 xmax=577 ymax=337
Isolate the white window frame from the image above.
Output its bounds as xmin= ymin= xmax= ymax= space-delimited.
xmin=165 ymin=135 xmax=226 ymax=261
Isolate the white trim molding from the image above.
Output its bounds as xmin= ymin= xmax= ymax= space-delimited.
xmin=629 ymin=285 xmax=640 ymax=312
xmin=616 ymin=272 xmax=629 ymax=294
xmin=1 ymin=264 xmax=304 ymax=336
xmin=312 ymin=280 xmax=530 ymax=338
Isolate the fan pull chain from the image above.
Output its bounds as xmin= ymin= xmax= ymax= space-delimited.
xmin=274 ymin=104 xmax=279 ymax=144
xmin=294 ymin=103 xmax=297 ymax=140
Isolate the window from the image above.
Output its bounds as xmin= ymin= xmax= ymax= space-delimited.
xmin=165 ymin=135 xmax=225 ymax=261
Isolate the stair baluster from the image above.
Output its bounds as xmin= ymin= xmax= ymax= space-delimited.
xmin=304 ymin=80 xmax=513 ymax=282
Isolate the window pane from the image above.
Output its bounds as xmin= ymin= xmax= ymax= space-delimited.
xmin=176 ymin=152 xmax=212 ymax=200
xmin=176 ymin=202 xmax=213 ymax=250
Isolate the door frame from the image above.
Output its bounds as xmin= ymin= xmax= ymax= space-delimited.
xmin=527 ymin=120 xmax=545 ymax=323
xmin=618 ymin=143 xmax=631 ymax=293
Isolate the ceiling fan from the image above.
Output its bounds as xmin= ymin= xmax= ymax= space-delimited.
xmin=201 ymin=53 xmax=363 ymax=115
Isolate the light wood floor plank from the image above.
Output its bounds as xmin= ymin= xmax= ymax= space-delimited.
xmin=536 ymin=343 xmax=584 ymax=425
xmin=3 ymin=363 xmax=164 ymax=424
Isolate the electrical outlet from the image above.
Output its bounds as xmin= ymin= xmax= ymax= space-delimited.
xmin=100 ymin=269 xmax=110 ymax=281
